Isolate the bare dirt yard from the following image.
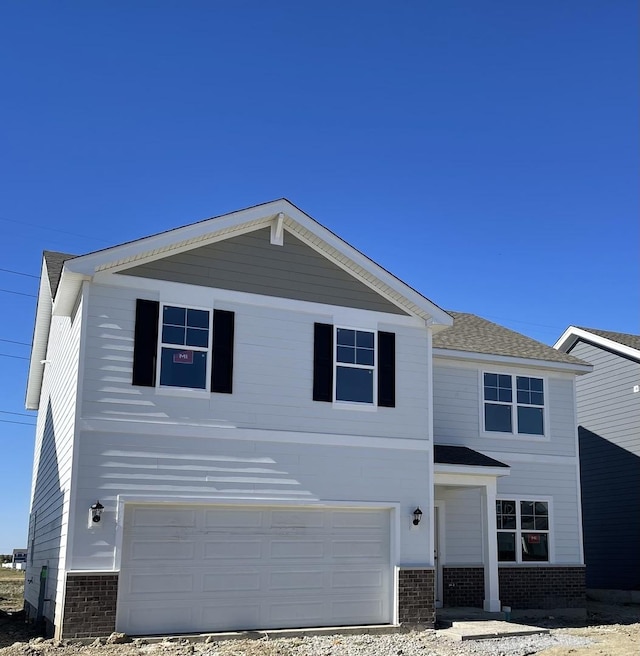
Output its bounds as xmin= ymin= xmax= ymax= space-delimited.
xmin=1 ymin=569 xmax=638 ymax=656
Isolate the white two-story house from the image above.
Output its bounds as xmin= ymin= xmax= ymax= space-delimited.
xmin=24 ymin=200 xmax=591 ymax=639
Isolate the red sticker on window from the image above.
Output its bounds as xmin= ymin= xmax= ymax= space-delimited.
xmin=173 ymin=351 xmax=193 ymax=364
xmin=527 ymin=534 xmax=541 ymax=544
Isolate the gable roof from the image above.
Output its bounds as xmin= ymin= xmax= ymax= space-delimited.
xmin=433 ymin=311 xmax=591 ymax=370
xmin=26 ymin=199 xmax=453 ymax=409
xmin=554 ymin=326 xmax=640 ymax=361
xmin=44 ymin=251 xmax=76 ymax=297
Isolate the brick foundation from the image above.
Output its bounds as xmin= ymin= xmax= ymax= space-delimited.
xmin=398 ymin=568 xmax=435 ymax=626
xmin=443 ymin=567 xmax=484 ymax=608
xmin=61 ymin=573 xmax=118 ymax=638
xmin=499 ymin=566 xmax=586 ymax=609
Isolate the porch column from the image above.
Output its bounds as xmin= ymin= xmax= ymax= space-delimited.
xmin=482 ymin=479 xmax=501 ymax=612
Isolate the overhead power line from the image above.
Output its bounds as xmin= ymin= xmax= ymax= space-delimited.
xmin=0 ymin=410 xmax=34 ymax=418
xmin=0 ymin=418 xmax=36 ymax=426
xmin=0 ymin=288 xmax=37 ymax=298
xmin=0 ymin=214 xmax=111 ymax=245
xmin=0 ymin=267 xmax=39 ymax=279
xmin=0 ymin=337 xmax=31 ymax=347
xmin=0 ymin=352 xmax=29 ymax=360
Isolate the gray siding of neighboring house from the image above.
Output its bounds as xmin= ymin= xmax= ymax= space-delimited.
xmin=568 ymin=339 xmax=640 ymax=591
xmin=123 ymin=228 xmax=408 ymax=315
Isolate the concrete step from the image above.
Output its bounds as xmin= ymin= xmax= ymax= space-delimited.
xmin=439 ymin=620 xmax=550 ymax=641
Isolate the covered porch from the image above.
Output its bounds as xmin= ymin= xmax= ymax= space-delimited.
xmin=433 ymin=445 xmax=511 ymax=613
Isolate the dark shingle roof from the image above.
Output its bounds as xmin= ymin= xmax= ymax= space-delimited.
xmin=434 ymin=445 xmax=509 ymax=468
xmin=43 ymin=251 xmax=76 ymax=297
xmin=433 ymin=311 xmax=587 ymax=366
xmin=575 ymin=327 xmax=640 ymax=352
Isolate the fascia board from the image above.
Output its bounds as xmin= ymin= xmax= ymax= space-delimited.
xmin=25 ymin=259 xmax=53 ymax=410
xmin=51 ymin=270 xmax=90 ymax=317
xmin=433 ymin=347 xmax=593 ymax=375
xmin=283 ymin=205 xmax=453 ymax=327
xmin=59 ymin=198 xmax=453 ymax=326
xmin=434 ymin=463 xmax=510 ymax=478
xmin=63 ymin=200 xmax=287 ymax=277
xmin=554 ymin=326 xmax=640 ymax=361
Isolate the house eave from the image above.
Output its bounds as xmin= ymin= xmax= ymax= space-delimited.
xmin=554 ymin=326 xmax=640 ymax=361
xmin=432 ymin=347 xmax=594 ymax=374
xmin=434 ymin=463 xmax=511 ymax=478
xmin=60 ymin=199 xmax=453 ymax=326
xmin=25 ymin=260 xmax=53 ymax=410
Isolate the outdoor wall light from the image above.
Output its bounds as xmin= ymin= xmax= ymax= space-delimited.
xmin=412 ymin=507 xmax=423 ymax=526
xmin=89 ymin=501 xmax=104 ymax=526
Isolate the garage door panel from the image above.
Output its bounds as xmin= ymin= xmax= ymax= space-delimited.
xmin=271 ymin=510 xmax=325 ymax=528
xmin=117 ymin=505 xmax=392 ymax=635
xmin=270 ymin=539 xmax=325 ymax=558
xmin=203 ymin=539 xmax=262 ymax=559
xmin=202 ymin=571 xmax=261 ymax=592
xmin=204 ymin=508 xmax=263 ymax=528
xmin=268 ymin=600 xmax=325 ymax=624
xmin=268 ymin=569 xmax=326 ymax=591
xmin=332 ymin=540 xmax=387 ymax=558
xmin=200 ymin=603 xmax=261 ymax=631
xmin=131 ymin=540 xmax=196 ymax=560
xmin=332 ymin=569 xmax=386 ymax=589
xmin=132 ymin=508 xmax=197 ymax=527
xmin=331 ymin=511 xmax=390 ymax=529
xmin=128 ymin=572 xmax=194 ymax=594
xmin=125 ymin=605 xmax=193 ymax=634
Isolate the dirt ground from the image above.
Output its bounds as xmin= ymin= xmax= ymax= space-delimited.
xmin=1 ymin=569 xmax=638 ymax=655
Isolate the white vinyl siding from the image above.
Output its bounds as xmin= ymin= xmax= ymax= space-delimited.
xmin=80 ymin=283 xmax=428 ymax=439
xmin=25 ymin=298 xmax=83 ymax=628
xmin=69 ymin=431 xmax=431 ymax=570
xmin=433 ymin=361 xmax=578 ymax=457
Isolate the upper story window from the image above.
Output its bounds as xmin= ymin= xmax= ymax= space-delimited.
xmin=483 ymin=373 xmax=544 ymax=436
xmin=335 ymin=328 xmax=376 ymax=404
xmin=497 ymin=499 xmax=550 ymax=562
xmin=159 ymin=305 xmax=210 ymax=390
xmin=313 ymin=323 xmax=395 ymax=408
xmin=132 ymin=299 xmax=235 ymax=394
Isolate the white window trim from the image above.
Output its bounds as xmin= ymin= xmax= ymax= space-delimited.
xmin=332 ymin=325 xmax=378 ymax=408
xmin=496 ymin=495 xmax=554 ymax=565
xmin=156 ymin=302 xmax=213 ymax=393
xmin=479 ymin=370 xmax=550 ymax=441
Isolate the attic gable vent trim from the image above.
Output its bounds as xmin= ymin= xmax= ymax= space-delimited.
xmin=270 ymin=213 xmax=285 ymax=246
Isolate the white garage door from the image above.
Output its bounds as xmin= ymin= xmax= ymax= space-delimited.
xmin=117 ymin=504 xmax=392 ymax=636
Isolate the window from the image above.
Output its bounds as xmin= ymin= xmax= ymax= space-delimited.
xmin=497 ymin=499 xmax=550 ymax=562
xmin=132 ymin=299 xmax=235 ymax=393
xmin=335 ymin=328 xmax=375 ymax=403
xmin=483 ymin=373 xmax=544 ymax=435
xmin=312 ymin=323 xmax=395 ymax=407
xmin=159 ymin=305 xmax=210 ymax=390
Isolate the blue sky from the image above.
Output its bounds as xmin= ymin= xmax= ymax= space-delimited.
xmin=0 ymin=2 xmax=637 ymax=552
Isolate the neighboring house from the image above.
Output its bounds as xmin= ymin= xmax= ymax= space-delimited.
xmin=554 ymin=327 xmax=640 ymax=595
xmin=12 ymin=549 xmax=28 ymax=570
xmin=24 ymin=199 xmax=591 ymax=639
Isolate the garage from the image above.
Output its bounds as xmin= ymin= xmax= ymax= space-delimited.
xmin=116 ymin=504 xmax=393 ymax=635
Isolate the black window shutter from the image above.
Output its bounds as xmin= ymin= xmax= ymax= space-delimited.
xmin=313 ymin=323 xmax=333 ymax=402
xmin=211 ymin=309 xmax=235 ymax=393
xmin=132 ymin=299 xmax=159 ymax=387
xmin=378 ymin=331 xmax=396 ymax=407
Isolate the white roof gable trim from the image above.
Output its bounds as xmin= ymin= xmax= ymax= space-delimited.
xmin=61 ymin=199 xmax=453 ymax=325
xmin=554 ymin=326 xmax=640 ymax=361
xmin=26 ymin=258 xmax=55 ymax=410
xmin=27 ymin=200 xmax=453 ymax=410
